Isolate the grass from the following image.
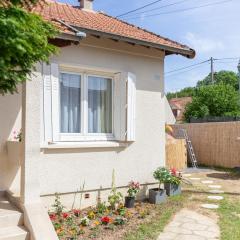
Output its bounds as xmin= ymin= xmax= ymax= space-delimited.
xmin=123 ymin=194 xmax=188 ymax=240
xmin=218 ymin=195 xmax=240 ymax=240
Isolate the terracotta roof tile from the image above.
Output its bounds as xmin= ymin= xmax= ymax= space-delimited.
xmin=31 ymin=0 xmax=195 ymax=57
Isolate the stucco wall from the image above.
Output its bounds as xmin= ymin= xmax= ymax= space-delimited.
xmin=38 ymin=37 xmax=166 ymax=208
xmin=0 ymin=87 xmax=22 ymax=191
xmin=1 ymin=36 xmax=166 ymax=208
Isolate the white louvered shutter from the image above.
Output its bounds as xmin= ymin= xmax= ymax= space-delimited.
xmin=43 ymin=63 xmax=52 ymax=143
xmin=113 ymin=72 xmax=136 ymax=142
xmin=126 ymin=72 xmax=136 ymax=142
xmin=113 ymin=72 xmax=127 ymax=141
xmin=51 ymin=63 xmax=60 ymax=142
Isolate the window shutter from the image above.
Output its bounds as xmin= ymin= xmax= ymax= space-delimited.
xmin=43 ymin=63 xmax=52 ymax=143
xmin=113 ymin=72 xmax=127 ymax=141
xmin=51 ymin=63 xmax=60 ymax=142
xmin=126 ymin=72 xmax=136 ymax=142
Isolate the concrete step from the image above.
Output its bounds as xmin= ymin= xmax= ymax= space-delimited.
xmin=0 ymin=198 xmax=23 ymax=228
xmin=0 ymin=192 xmax=5 ymax=198
xmin=0 ymin=226 xmax=28 ymax=240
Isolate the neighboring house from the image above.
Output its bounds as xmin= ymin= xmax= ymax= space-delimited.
xmin=169 ymin=97 xmax=192 ymax=123
xmin=0 ymin=0 xmax=195 ymax=239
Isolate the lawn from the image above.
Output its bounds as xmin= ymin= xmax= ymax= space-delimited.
xmin=218 ymin=195 xmax=240 ymax=240
xmin=124 ymin=195 xmax=186 ymax=240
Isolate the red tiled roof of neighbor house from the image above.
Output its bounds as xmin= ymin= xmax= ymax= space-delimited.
xmin=31 ymin=0 xmax=195 ymax=58
xmin=169 ymin=97 xmax=192 ymax=122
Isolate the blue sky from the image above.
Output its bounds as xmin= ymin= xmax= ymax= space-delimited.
xmin=58 ymin=0 xmax=240 ymax=93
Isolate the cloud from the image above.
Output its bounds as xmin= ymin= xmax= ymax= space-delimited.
xmin=185 ymin=32 xmax=225 ymax=54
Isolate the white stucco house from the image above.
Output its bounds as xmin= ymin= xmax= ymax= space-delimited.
xmin=0 ymin=0 xmax=194 ymax=239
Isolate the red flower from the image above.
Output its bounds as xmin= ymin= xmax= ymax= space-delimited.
xmin=62 ymin=212 xmax=69 ymax=219
xmin=73 ymin=209 xmax=81 ymax=217
xmin=49 ymin=213 xmax=56 ymax=221
xmin=101 ymin=216 xmax=110 ymax=225
xmin=170 ymin=168 xmax=177 ymax=176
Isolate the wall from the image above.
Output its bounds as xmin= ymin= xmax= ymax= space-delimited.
xmin=164 ymin=96 xmax=176 ymax=124
xmin=21 ymin=36 xmax=166 ymax=209
xmin=173 ymin=122 xmax=240 ymax=168
xmin=0 ymin=87 xmax=22 ymax=191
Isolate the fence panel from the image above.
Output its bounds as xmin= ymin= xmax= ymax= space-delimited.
xmin=166 ymin=138 xmax=187 ymax=170
xmin=172 ymin=122 xmax=240 ymax=168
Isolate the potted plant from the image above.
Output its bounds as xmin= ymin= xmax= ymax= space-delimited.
xmin=149 ymin=167 xmax=170 ymax=204
xmin=164 ymin=168 xmax=182 ymax=196
xmin=125 ymin=181 xmax=140 ymax=208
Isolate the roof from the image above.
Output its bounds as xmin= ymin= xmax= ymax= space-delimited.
xmin=31 ymin=0 xmax=195 ymax=58
xmin=169 ymin=97 xmax=192 ymax=110
xmin=169 ymin=97 xmax=192 ymax=122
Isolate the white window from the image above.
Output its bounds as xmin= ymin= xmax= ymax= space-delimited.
xmin=42 ymin=63 xmax=136 ymax=144
xmin=57 ymin=72 xmax=113 ymax=141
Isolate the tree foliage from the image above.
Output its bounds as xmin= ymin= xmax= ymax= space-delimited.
xmin=0 ymin=1 xmax=58 ymax=94
xmin=184 ymin=84 xmax=240 ymax=122
xmin=166 ymin=87 xmax=195 ymax=99
xmin=167 ymin=71 xmax=239 ymax=100
xmin=197 ymin=71 xmax=239 ymax=90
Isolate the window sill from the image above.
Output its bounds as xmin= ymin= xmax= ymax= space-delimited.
xmin=41 ymin=141 xmax=129 ymax=149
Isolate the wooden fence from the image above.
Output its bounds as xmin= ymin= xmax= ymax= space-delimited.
xmin=166 ymin=137 xmax=187 ymax=170
xmin=172 ymin=122 xmax=240 ymax=168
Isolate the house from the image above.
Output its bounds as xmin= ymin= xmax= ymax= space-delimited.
xmin=0 ymin=0 xmax=195 ymax=239
xmin=169 ymin=97 xmax=192 ymax=123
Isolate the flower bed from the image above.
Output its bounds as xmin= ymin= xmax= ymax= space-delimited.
xmin=49 ymin=199 xmax=158 ymax=240
xmin=48 ymin=170 xmax=183 ymax=239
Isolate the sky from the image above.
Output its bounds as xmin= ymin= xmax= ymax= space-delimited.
xmin=57 ymin=0 xmax=240 ymax=93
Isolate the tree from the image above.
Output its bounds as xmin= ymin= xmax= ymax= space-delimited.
xmin=184 ymin=84 xmax=240 ymax=122
xmin=0 ymin=0 xmax=58 ymax=94
xmin=197 ymin=71 xmax=239 ymax=90
xmin=166 ymin=87 xmax=195 ymax=100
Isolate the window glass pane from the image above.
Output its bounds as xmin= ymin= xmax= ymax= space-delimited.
xmin=60 ymin=73 xmax=81 ymax=133
xmin=88 ymin=76 xmax=112 ymax=133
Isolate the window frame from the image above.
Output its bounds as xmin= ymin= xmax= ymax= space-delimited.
xmin=58 ymin=70 xmax=115 ymax=142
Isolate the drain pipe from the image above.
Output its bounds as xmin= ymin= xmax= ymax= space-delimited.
xmin=55 ymin=19 xmax=87 ymax=39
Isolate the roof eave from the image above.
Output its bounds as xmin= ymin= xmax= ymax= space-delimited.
xmin=57 ymin=26 xmax=196 ymax=59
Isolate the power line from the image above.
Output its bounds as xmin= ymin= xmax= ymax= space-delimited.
xmin=165 ymin=60 xmax=210 ymax=74
xmin=165 ymin=56 xmax=240 ymax=77
xmin=165 ymin=64 xmax=207 ymax=77
xmin=116 ymin=0 xmax=165 ymax=18
xmin=122 ymin=0 xmax=233 ymax=20
xmin=122 ymin=0 xmax=191 ymax=19
xmin=214 ymin=57 xmax=240 ymax=60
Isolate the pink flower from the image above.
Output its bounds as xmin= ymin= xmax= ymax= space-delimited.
xmin=73 ymin=209 xmax=81 ymax=217
xmin=170 ymin=168 xmax=177 ymax=176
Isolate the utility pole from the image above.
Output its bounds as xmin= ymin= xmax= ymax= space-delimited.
xmin=210 ymin=57 xmax=214 ymax=84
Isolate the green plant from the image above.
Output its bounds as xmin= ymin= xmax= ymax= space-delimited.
xmin=52 ymin=193 xmax=65 ymax=216
xmin=127 ymin=181 xmax=140 ymax=197
xmin=0 ymin=4 xmax=58 ymax=94
xmin=168 ymin=176 xmax=181 ymax=185
xmin=79 ymin=181 xmax=85 ymax=209
xmin=80 ymin=216 xmax=90 ymax=226
xmin=114 ymin=216 xmax=127 ymax=225
xmin=153 ymin=167 xmax=172 ymax=190
xmin=96 ymin=202 xmax=108 ymax=215
xmin=117 ymin=205 xmax=127 ymax=216
xmin=108 ymin=169 xmax=123 ymax=210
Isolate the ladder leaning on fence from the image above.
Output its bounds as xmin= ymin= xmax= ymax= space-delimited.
xmin=180 ymin=129 xmax=198 ymax=168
